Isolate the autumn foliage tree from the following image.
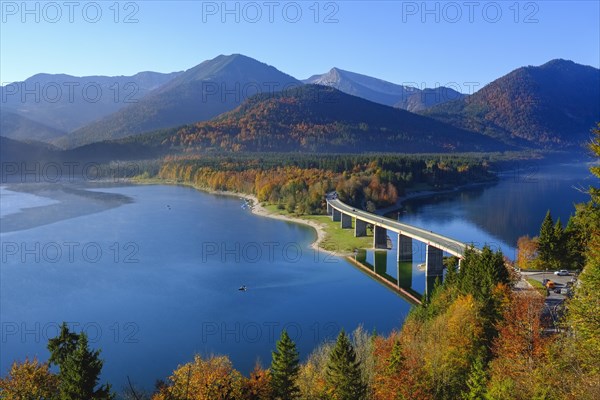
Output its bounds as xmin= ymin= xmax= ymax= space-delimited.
xmin=246 ymin=363 xmax=273 ymax=400
xmin=516 ymin=235 xmax=538 ymax=270
xmin=152 ymin=355 xmax=246 ymax=400
xmin=371 ymin=332 xmax=430 ymax=400
xmin=0 ymin=358 xmax=59 ymax=400
xmin=487 ymin=291 xmax=549 ymax=399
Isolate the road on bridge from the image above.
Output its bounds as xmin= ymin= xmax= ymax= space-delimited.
xmin=327 ymin=198 xmax=471 ymax=258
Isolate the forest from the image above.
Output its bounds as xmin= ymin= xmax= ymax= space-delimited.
xmin=155 ymin=153 xmax=496 ymax=214
xmin=151 ymin=85 xmax=507 ymax=153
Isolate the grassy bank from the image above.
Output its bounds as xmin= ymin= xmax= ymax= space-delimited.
xmin=263 ymin=204 xmax=373 ymax=254
xmin=526 ymin=278 xmax=548 ymax=296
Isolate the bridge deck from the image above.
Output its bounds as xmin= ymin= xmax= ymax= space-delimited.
xmin=327 ymin=198 xmax=469 ymax=258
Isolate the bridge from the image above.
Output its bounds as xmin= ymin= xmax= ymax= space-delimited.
xmin=327 ymin=197 xmax=471 ymax=281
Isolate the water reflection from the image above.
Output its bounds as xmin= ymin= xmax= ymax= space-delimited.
xmin=398 ymin=162 xmax=591 ymax=247
xmin=344 ymin=161 xmax=592 ymax=301
xmin=352 ymin=242 xmax=424 ymax=304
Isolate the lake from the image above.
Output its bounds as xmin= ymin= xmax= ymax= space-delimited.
xmin=0 ymin=160 xmax=593 ymax=390
xmin=0 ymin=183 xmax=411 ymax=391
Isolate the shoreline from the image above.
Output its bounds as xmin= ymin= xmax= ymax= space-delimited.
xmin=132 ymin=177 xmax=496 ymax=258
xmin=374 ymin=179 xmax=497 ymax=216
xmin=205 ymin=188 xmax=342 ymax=258
xmin=132 ymin=178 xmax=343 ymax=257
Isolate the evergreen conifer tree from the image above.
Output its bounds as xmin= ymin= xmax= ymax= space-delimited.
xmin=326 ymin=330 xmax=367 ymax=400
xmin=48 ymin=323 xmax=113 ymax=400
xmin=270 ymin=330 xmax=300 ymax=399
xmin=538 ymin=210 xmax=555 ymax=266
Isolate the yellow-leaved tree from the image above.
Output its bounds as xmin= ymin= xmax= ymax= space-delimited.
xmin=0 ymin=358 xmax=59 ymax=400
xmin=152 ymin=355 xmax=246 ymax=400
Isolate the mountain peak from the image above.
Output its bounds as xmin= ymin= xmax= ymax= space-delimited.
xmin=170 ymin=54 xmax=293 ymax=87
xmin=58 ymin=54 xmax=301 ymax=147
xmin=423 ymin=59 xmax=600 ymax=148
xmin=540 ymin=58 xmax=577 ymax=68
xmin=304 ymin=67 xmax=463 ymax=111
xmin=213 ymin=53 xmax=256 ymax=64
xmin=329 ymin=67 xmax=345 ymax=75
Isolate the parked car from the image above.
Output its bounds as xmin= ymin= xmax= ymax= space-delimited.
xmin=554 ymin=269 xmax=569 ymax=276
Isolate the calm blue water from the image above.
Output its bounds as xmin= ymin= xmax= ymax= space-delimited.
xmin=0 ymin=184 xmax=410 ymax=391
xmin=362 ymin=161 xmax=594 ymax=285
xmin=399 ymin=161 xmax=593 ymax=257
xmin=0 ymin=161 xmax=593 ymax=391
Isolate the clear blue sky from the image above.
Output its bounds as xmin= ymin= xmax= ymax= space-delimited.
xmin=1 ymin=0 xmax=599 ymax=91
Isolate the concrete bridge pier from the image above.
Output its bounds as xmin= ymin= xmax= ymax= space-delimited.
xmin=332 ymin=208 xmax=341 ymax=222
xmin=341 ymin=213 xmax=352 ymax=229
xmin=373 ymin=226 xmax=388 ymax=249
xmin=355 ymin=218 xmax=367 ymax=237
xmin=397 ymin=234 xmax=413 ymax=262
xmin=327 ymin=202 xmax=332 ymax=215
xmin=426 ymin=245 xmax=444 ymax=277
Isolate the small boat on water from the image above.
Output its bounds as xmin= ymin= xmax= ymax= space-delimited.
xmin=238 ymin=285 xmax=247 ymax=291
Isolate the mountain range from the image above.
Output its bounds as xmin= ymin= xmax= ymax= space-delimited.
xmin=421 ymin=59 xmax=600 ymax=148
xmin=151 ymin=84 xmax=506 ymax=153
xmin=1 ymin=110 xmax=66 ymax=142
xmin=1 ymin=71 xmax=181 ymax=139
xmin=1 ymin=55 xmax=598 ymax=155
xmin=304 ymin=67 xmax=466 ymax=112
xmin=0 ymin=85 xmax=506 ymax=162
xmin=55 ymin=55 xmax=301 ymax=148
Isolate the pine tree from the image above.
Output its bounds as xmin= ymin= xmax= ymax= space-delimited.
xmin=326 ymin=330 xmax=367 ymax=400
xmin=553 ymin=218 xmax=565 ymax=268
xmin=48 ymin=323 xmax=78 ymax=367
xmin=48 ymin=323 xmax=113 ymax=400
xmin=565 ymin=217 xmax=585 ymax=269
xmin=462 ymin=357 xmax=488 ymax=400
xmin=270 ymin=330 xmax=300 ymax=399
xmin=457 ymin=245 xmax=508 ymax=303
xmin=386 ymin=340 xmax=404 ymax=376
xmin=538 ymin=210 xmax=555 ymax=266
